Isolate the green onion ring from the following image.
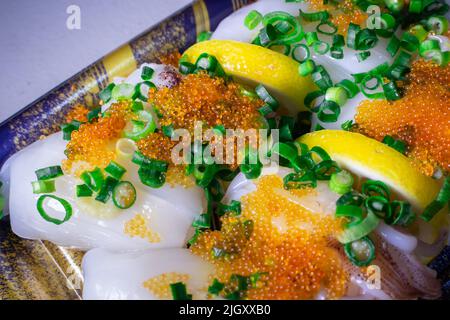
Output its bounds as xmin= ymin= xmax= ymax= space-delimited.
xmin=37 ymin=195 xmax=73 ymax=225
xmin=344 ymin=236 xmax=376 ymax=266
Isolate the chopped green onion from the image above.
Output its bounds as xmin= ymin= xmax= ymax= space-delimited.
xmin=325 ymin=86 xmax=348 ymax=106
xmin=35 ymin=166 xmax=63 ymax=181
xmin=336 ymin=79 xmax=360 ymax=98
xmin=244 ymin=10 xmax=263 ymax=30
xmin=313 ymin=159 xmax=340 ymax=180
xmin=332 ymin=34 xmax=345 ymax=48
xmin=376 ymin=13 xmax=396 ymax=30
xmin=258 ymin=24 xmax=278 ymax=46
xmin=387 ymin=50 xmax=412 ymax=79
xmin=400 ymin=32 xmax=420 ymax=52
xmin=314 ymin=100 xmax=341 ymax=123
xmin=87 ymin=108 xmax=101 ymax=122
xmin=272 ymin=142 xmax=300 ymax=170
xmin=111 ymin=83 xmax=135 ymax=100
xmin=291 ymin=44 xmax=310 ymax=62
xmin=419 ymin=39 xmax=449 ymax=66
xmin=344 ymin=236 xmax=376 ymax=266
xmin=420 ymin=176 xmax=450 ymax=222
xmin=278 ymin=116 xmax=295 ymax=141
xmin=299 ymin=9 xmax=329 ymax=22
xmin=382 ymin=135 xmax=406 ymax=153
xmin=170 ymin=282 xmax=192 ymax=300
xmin=95 ymin=176 xmax=119 ymax=203
xmin=341 ymin=119 xmax=354 ymax=131
xmin=347 ymin=23 xmax=361 ymax=49
xmin=383 ymin=81 xmax=401 ymax=101
xmin=112 ymin=181 xmax=137 ymax=209
xmin=356 ymin=29 xmax=378 ymax=50
xmin=76 ymin=184 xmax=93 ymax=197
xmin=104 ymin=161 xmax=127 ymax=180
xmin=255 ymin=84 xmax=279 ymax=109
xmin=99 ymin=83 xmax=116 ymax=103
xmin=258 ymin=104 xmax=274 ymax=116
xmin=365 ymin=195 xmax=391 ymax=220
xmin=141 ymin=66 xmax=154 ymax=80
xmin=409 ymin=24 xmax=428 ymax=43
xmin=195 ymin=53 xmax=218 ymax=71
xmin=356 ymin=51 xmax=371 ymax=62
xmin=217 ymin=200 xmax=242 ymax=217
xmin=240 ymin=150 xmax=263 ymax=180
xmin=208 ymin=279 xmax=225 ymax=295
xmin=337 ymin=191 xmax=365 ymax=207
xmin=80 ymin=167 xmax=104 ymax=192
xmin=311 ymin=65 xmax=333 ymax=90
xmin=387 ymin=35 xmax=401 ymax=57
xmin=305 ymin=31 xmax=319 ymax=46
xmin=131 ymin=101 xmax=144 ymax=112
xmin=32 ymin=180 xmax=56 ymax=194
xmin=162 ymin=124 xmax=175 ymax=138
xmin=262 ymin=11 xmax=304 ymax=44
xmin=330 ymin=46 xmax=344 ymax=59
xmin=337 ymin=211 xmax=379 ymax=243
xmin=138 ymin=166 xmax=166 ymax=188
xmin=197 ymin=31 xmax=212 ymax=42
xmin=409 ymin=0 xmax=423 ymax=13
xmin=298 ymin=59 xmax=316 ymax=76
xmin=133 ymin=81 xmax=156 ymax=101
xmin=304 ymin=90 xmax=324 ymax=109
xmin=310 ymin=145 xmax=331 ymax=162
xmin=283 ymin=171 xmax=317 ymax=190
xmin=362 ymin=180 xmax=390 ymax=200
xmin=360 ymin=75 xmax=385 ymax=99
xmin=313 ymin=41 xmax=330 ymax=55
xmin=123 ymin=110 xmax=156 ymax=141
xmin=179 ymin=61 xmax=196 ymax=75
xmin=425 ymin=15 xmax=448 ymax=35
xmin=329 ymin=170 xmax=354 ymax=194
xmin=61 ymin=121 xmax=82 ymax=141
xmin=317 ymin=20 xmax=337 ymax=35
xmin=37 ymin=195 xmax=73 ymax=225
xmin=384 ymin=0 xmax=405 ymax=13
xmin=388 ymin=200 xmax=415 ymax=226
xmin=192 ymin=213 xmax=212 ymax=229
xmin=274 ymin=20 xmax=292 ymax=34
xmin=335 ymin=205 xmax=364 ymax=227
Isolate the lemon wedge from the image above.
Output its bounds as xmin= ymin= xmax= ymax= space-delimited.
xmin=298 ymin=130 xmax=440 ymax=208
xmin=182 ymin=40 xmax=317 ymax=113
xmin=298 ymin=130 xmax=447 ymax=243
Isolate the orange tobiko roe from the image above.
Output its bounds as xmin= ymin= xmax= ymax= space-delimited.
xmin=355 ymin=60 xmax=450 ymax=176
xmin=65 ymin=104 xmax=89 ymax=123
xmin=309 ymin=0 xmax=368 ymax=34
xmin=142 ymin=72 xmax=264 ymax=167
xmin=63 ymin=101 xmax=132 ymax=173
xmin=149 ymin=72 xmax=263 ymax=133
xmin=191 ymin=175 xmax=347 ymax=300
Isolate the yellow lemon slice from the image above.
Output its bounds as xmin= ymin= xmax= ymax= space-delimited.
xmin=298 ymin=130 xmax=447 ymax=243
xmin=182 ymin=40 xmax=317 ymax=113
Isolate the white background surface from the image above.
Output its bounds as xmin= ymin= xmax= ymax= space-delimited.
xmin=0 ymin=0 xmax=192 ymax=123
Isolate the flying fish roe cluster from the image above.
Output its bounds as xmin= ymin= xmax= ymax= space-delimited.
xmin=148 ymin=73 xmax=263 ymax=133
xmin=63 ymin=101 xmax=132 ymax=174
xmin=309 ymin=0 xmax=367 ymax=34
xmin=355 ymin=60 xmax=450 ymax=176
xmin=65 ymin=104 xmax=89 ymax=123
xmin=191 ymin=175 xmax=347 ymax=299
xmin=143 ymin=273 xmax=190 ymax=299
xmin=124 ymin=213 xmax=161 ymax=243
